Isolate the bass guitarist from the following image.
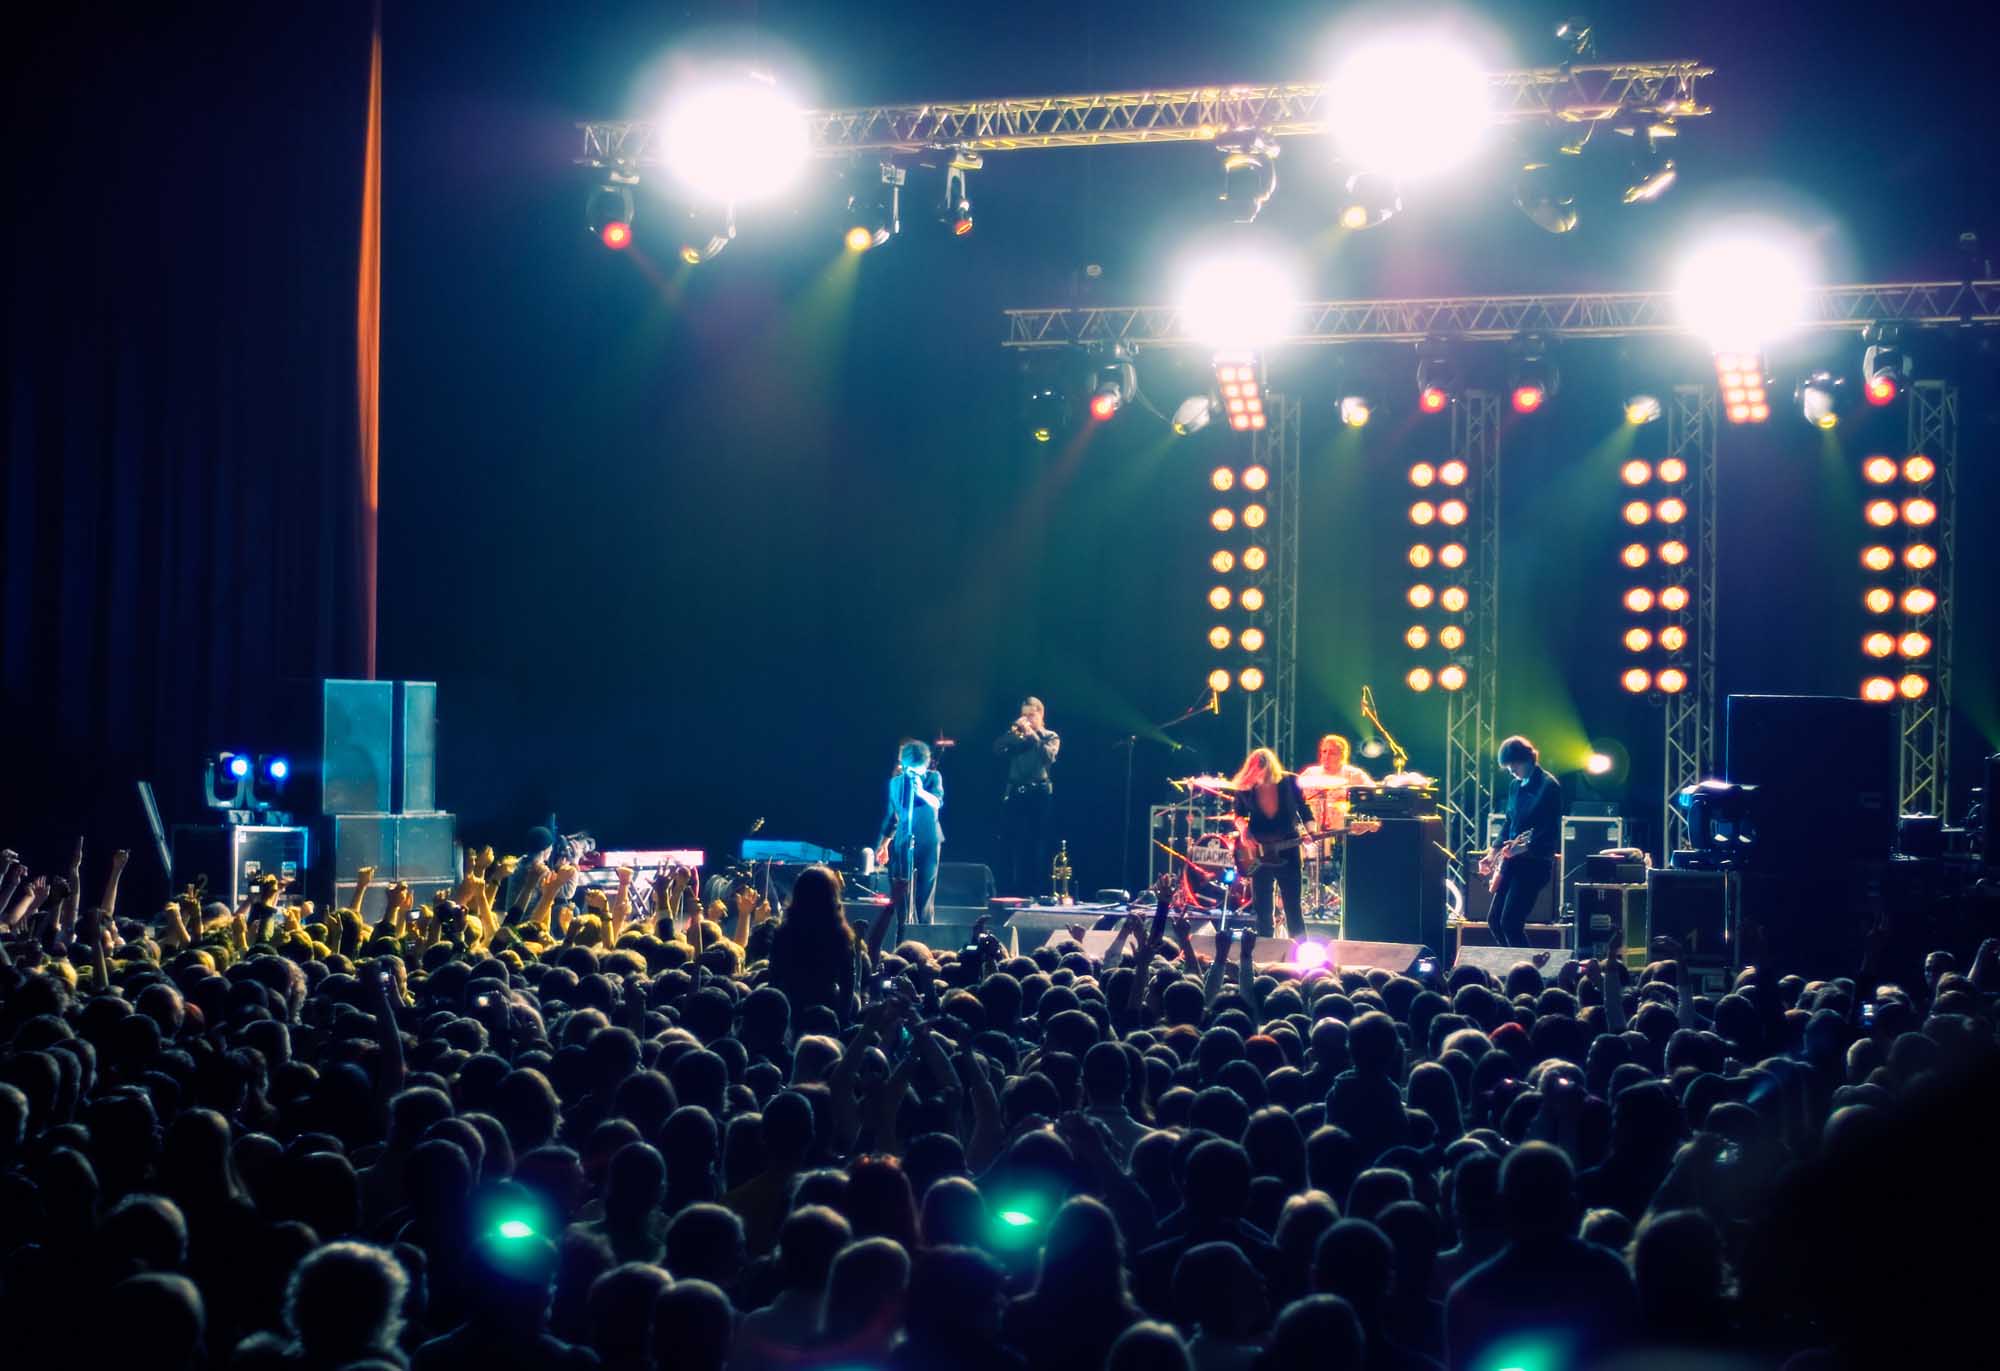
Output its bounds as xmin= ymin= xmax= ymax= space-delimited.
xmin=1482 ymin=735 xmax=1563 ymax=947
xmin=1230 ymin=747 xmax=1314 ymax=938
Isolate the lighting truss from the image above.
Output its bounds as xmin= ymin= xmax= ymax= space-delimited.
xmin=1245 ymin=395 xmax=1300 ymax=765
xmin=1002 ymin=281 xmax=2000 ymax=349
xmin=579 ymin=62 xmax=1713 ymax=165
xmin=1661 ymin=385 xmax=1718 ymax=859
xmin=1441 ymin=393 xmax=1500 ymax=891
xmin=1901 ymin=381 xmax=1958 ymax=817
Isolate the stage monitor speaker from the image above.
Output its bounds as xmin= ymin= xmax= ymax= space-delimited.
xmin=398 ymin=681 xmax=438 ymax=814
xmin=1343 ymin=816 xmax=1447 ymax=954
xmin=322 ymin=680 xmax=394 ymax=814
xmin=1005 ymin=908 xmax=1084 ymax=953
xmin=1453 ymin=944 xmax=1561 ymax=980
xmin=937 ymin=862 xmax=995 ymax=909
xmin=1725 ymin=694 xmax=1896 ymax=867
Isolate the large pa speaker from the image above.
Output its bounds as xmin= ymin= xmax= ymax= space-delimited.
xmin=322 ymin=680 xmax=394 ymax=814
xmin=398 ymin=681 xmax=438 ymax=813
xmin=1342 ymin=816 xmax=1447 ymax=954
xmin=1725 ymin=695 xmax=1897 ymax=868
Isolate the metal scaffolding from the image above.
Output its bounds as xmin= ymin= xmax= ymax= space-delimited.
xmin=1901 ymin=381 xmax=1958 ymax=817
xmin=580 ymin=61 xmax=1713 ymax=164
xmin=1662 ymin=385 xmax=1719 ymax=858
xmin=1246 ymin=394 xmax=1301 ymax=766
xmin=1002 ymin=281 xmax=2000 ymax=349
xmin=1442 ymin=392 xmax=1501 ymax=890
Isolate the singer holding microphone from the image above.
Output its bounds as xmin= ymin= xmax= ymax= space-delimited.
xmin=876 ymin=739 xmax=943 ymax=924
xmin=995 ymin=695 xmax=1060 ymax=895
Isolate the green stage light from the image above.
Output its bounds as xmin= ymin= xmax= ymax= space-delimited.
xmin=496 ymin=1218 xmax=536 ymax=1240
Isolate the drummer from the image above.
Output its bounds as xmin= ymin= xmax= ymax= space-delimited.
xmin=1296 ymin=733 xmax=1375 ymax=832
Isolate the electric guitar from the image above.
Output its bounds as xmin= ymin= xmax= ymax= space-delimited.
xmin=1478 ymin=829 xmax=1537 ymax=894
xmin=1234 ymin=818 xmax=1383 ymax=875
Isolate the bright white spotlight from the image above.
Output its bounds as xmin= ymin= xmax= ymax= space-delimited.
xmin=1179 ymin=255 xmax=1298 ymax=349
xmin=662 ymin=74 xmax=810 ymax=207
xmin=1326 ymin=34 xmax=1491 ymax=181
xmin=1675 ymin=231 xmax=1811 ymax=351
xmin=1585 ymin=752 xmax=1613 ymax=776
xmin=1293 ymin=939 xmax=1330 ymax=972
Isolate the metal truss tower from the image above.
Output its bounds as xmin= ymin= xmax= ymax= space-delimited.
xmin=1902 ymin=381 xmax=1958 ymax=816
xmin=1661 ymin=385 xmax=1719 ymax=858
xmin=1246 ymin=394 xmax=1300 ymax=766
xmin=1441 ymin=392 xmax=1501 ymax=889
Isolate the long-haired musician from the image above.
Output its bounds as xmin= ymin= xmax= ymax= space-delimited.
xmin=1481 ymin=735 xmax=1562 ymax=947
xmin=1230 ymin=747 xmax=1313 ymax=937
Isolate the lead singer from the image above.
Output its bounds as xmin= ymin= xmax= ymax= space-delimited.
xmin=995 ymin=695 xmax=1060 ymax=895
xmin=875 ymin=739 xmax=943 ymax=924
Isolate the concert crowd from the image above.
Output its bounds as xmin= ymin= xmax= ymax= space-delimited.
xmin=0 ymin=839 xmax=1991 ymax=1371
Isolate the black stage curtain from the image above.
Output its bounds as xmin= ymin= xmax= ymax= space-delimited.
xmin=2 ymin=5 xmax=377 ymax=875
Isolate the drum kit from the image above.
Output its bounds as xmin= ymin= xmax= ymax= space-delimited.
xmin=1156 ymin=769 xmax=1434 ymax=927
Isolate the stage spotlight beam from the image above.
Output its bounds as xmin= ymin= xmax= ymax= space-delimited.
xmin=1326 ymin=33 xmax=1491 ymax=181
xmin=662 ymin=74 xmax=810 ymax=207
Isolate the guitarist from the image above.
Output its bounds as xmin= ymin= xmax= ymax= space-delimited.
xmin=1485 ymin=735 xmax=1563 ymax=947
xmin=1230 ymin=747 xmax=1314 ymax=937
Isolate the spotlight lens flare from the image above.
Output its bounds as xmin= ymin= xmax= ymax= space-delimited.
xmin=1326 ymin=35 xmax=1491 ymax=181
xmin=845 ymin=225 xmax=875 ymax=253
xmin=1676 ymin=232 xmax=1811 ymax=351
xmin=1180 ymin=255 xmax=1298 ymax=348
xmin=601 ymin=221 xmax=632 ymax=249
xmin=1585 ymin=752 xmax=1613 ymax=776
xmin=663 ymin=76 xmax=810 ymax=207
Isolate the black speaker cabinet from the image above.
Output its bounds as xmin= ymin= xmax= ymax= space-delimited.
xmin=1725 ymin=694 xmax=1897 ymax=868
xmin=1646 ymin=868 xmax=1730 ymax=962
xmin=322 ymin=679 xmax=394 ymax=814
xmin=1342 ymin=815 xmax=1447 ymax=953
xmin=937 ymin=862 xmax=995 ymax=910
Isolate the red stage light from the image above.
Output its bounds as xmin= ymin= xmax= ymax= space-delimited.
xmin=1865 ymin=374 xmax=1897 ymax=405
xmin=601 ymin=221 xmax=632 ymax=249
xmin=1511 ymin=384 xmax=1545 ymax=414
xmin=1089 ymin=392 xmax=1119 ymax=421
xmin=1419 ymin=386 xmax=1449 ymax=414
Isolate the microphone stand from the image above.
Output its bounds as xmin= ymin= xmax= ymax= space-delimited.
xmin=897 ymin=767 xmax=921 ymax=950
xmin=1118 ymin=690 xmax=1221 ymax=896
xmin=1360 ymin=686 xmax=1410 ymax=776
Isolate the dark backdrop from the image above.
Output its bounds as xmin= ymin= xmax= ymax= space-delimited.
xmin=6 ymin=1 xmax=1996 ymax=904
xmin=3 ymin=5 xmax=375 ymax=875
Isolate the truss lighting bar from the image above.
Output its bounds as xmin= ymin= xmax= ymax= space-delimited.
xmin=579 ymin=61 xmax=1713 ymax=164
xmin=1002 ymin=280 xmax=2000 ymax=349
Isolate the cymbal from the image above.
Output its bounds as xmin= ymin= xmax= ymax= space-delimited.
xmin=1294 ymin=773 xmax=1350 ymax=792
xmin=1173 ymin=774 xmax=1236 ymax=793
xmin=1383 ymin=771 xmax=1435 ymax=788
